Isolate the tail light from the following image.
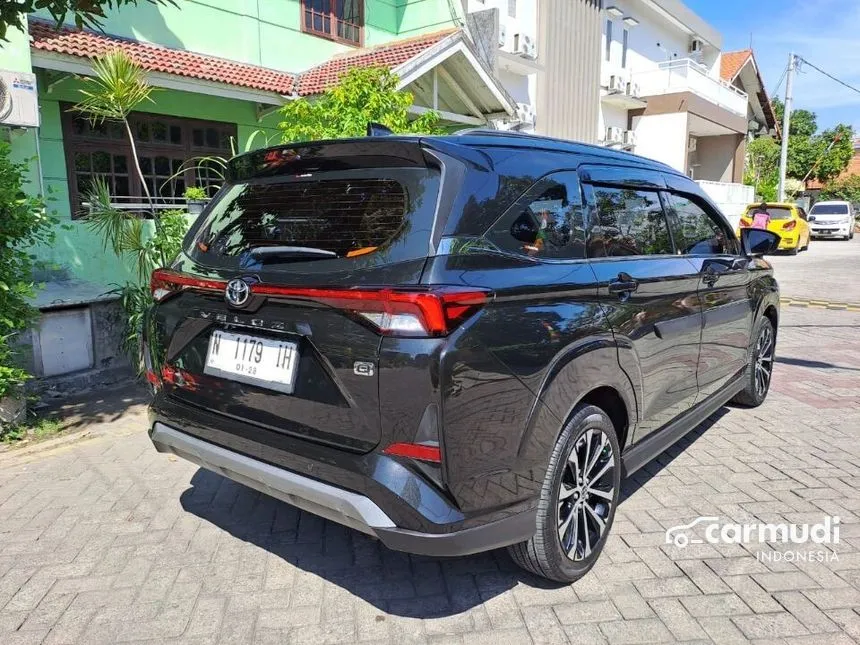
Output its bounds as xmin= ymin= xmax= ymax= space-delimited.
xmin=382 ymin=442 xmax=442 ymax=463
xmin=150 ymin=269 xmax=489 ymax=337
xmin=740 ymin=217 xmax=752 ymax=227
xmin=782 ymin=220 xmax=797 ymax=231
xmin=253 ymin=285 xmax=490 ymax=337
xmin=150 ymin=268 xmax=226 ymax=302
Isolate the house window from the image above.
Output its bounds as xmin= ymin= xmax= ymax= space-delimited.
xmin=508 ymin=0 xmax=517 ymax=18
xmin=301 ymin=0 xmax=363 ymax=46
xmin=622 ymin=28 xmax=628 ymax=67
xmin=605 ymin=20 xmax=613 ymax=62
xmin=62 ymin=107 xmax=236 ymax=218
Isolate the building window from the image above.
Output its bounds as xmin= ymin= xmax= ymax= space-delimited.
xmin=508 ymin=0 xmax=517 ymax=18
xmin=62 ymin=107 xmax=236 ymax=218
xmin=605 ymin=19 xmax=613 ymax=62
xmin=622 ymin=28 xmax=628 ymax=68
xmin=301 ymin=0 xmax=363 ymax=46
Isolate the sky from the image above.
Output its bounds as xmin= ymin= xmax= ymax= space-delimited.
xmin=685 ymin=0 xmax=860 ymax=133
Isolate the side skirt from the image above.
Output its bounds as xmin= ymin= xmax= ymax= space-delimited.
xmin=620 ymin=372 xmax=746 ymax=478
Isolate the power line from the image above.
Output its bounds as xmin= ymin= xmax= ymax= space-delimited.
xmin=770 ymin=62 xmax=788 ymax=98
xmin=798 ymin=57 xmax=860 ymax=97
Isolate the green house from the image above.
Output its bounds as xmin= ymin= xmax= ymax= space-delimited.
xmin=0 ymin=1 xmax=517 ymax=385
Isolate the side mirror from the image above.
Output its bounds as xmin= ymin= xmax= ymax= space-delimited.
xmin=740 ymin=228 xmax=781 ymax=256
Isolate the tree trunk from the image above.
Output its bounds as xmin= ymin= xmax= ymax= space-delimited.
xmin=124 ymin=119 xmax=166 ymax=266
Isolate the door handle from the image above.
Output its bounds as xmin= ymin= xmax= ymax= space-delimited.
xmin=608 ymin=273 xmax=639 ymax=296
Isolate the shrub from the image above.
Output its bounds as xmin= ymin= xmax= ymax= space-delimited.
xmin=0 ymin=142 xmax=53 ymax=398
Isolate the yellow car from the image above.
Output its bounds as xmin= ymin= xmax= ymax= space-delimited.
xmin=738 ymin=202 xmax=811 ymax=255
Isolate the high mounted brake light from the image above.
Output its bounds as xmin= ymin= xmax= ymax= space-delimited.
xmin=149 ymin=269 xmax=490 ymax=337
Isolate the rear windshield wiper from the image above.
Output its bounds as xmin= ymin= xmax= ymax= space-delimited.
xmin=247 ymin=245 xmax=337 ymax=261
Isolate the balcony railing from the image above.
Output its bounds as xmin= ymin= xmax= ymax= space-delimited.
xmin=633 ymin=58 xmax=748 ymax=117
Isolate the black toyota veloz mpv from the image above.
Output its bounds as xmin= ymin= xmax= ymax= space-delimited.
xmin=145 ymin=131 xmax=781 ymax=582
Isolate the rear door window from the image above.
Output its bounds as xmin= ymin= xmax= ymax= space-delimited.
xmin=588 ymin=187 xmax=673 ymax=257
xmin=485 ymin=171 xmax=586 ymax=259
xmin=186 ymin=168 xmax=440 ymax=273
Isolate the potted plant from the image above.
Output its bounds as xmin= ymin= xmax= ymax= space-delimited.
xmin=184 ymin=186 xmax=207 ymax=216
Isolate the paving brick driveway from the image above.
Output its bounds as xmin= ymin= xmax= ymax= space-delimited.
xmin=1 ymin=305 xmax=859 ymax=645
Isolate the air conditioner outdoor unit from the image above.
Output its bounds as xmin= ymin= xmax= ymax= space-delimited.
xmin=623 ymin=130 xmax=636 ymax=146
xmin=606 ymin=126 xmax=624 ymax=144
xmin=0 ymin=70 xmax=38 ymax=128
xmin=689 ymin=38 xmax=704 ymax=53
xmin=607 ymin=75 xmax=625 ymax=94
xmin=687 ymin=136 xmax=698 ymax=152
xmin=498 ymin=23 xmax=507 ymax=48
xmin=625 ymin=81 xmax=641 ymax=98
xmin=514 ymin=33 xmax=537 ymax=59
xmin=516 ymin=102 xmax=536 ymax=125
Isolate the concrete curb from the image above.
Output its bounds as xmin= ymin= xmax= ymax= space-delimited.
xmin=780 ymin=297 xmax=860 ymax=311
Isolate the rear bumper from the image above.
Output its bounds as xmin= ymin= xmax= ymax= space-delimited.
xmin=150 ymin=422 xmax=535 ymax=557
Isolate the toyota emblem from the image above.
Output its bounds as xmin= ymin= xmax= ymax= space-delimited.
xmin=225 ymin=279 xmax=251 ymax=307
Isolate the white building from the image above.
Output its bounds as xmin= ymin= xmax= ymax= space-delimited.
xmin=463 ymin=0 xmax=540 ymax=131
xmin=597 ymin=0 xmax=772 ymax=191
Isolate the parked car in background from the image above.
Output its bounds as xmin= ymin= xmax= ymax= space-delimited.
xmin=144 ymin=132 xmax=781 ymax=583
xmin=738 ymin=202 xmax=810 ymax=254
xmin=808 ymin=200 xmax=855 ymax=240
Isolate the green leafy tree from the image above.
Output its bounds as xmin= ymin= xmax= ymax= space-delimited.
xmin=820 ymin=174 xmax=860 ymax=203
xmin=0 ymin=0 xmax=174 ymax=41
xmin=72 ymin=49 xmax=159 ymax=218
xmin=278 ymin=67 xmax=442 ymax=143
xmin=744 ymin=136 xmax=780 ymax=200
xmin=767 ymin=99 xmax=854 ymax=184
xmin=0 ymin=142 xmax=54 ymax=398
xmin=73 ymin=51 xmax=189 ymax=364
xmin=772 ymin=98 xmax=818 ymax=138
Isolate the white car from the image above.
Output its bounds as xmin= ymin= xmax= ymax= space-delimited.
xmin=808 ymin=200 xmax=855 ymax=240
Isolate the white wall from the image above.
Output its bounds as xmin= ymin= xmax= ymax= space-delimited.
xmin=467 ymin=0 xmax=537 ymax=47
xmin=466 ymin=0 xmax=537 ymax=126
xmin=598 ymin=104 xmax=628 ymax=141
xmin=632 ymin=112 xmax=688 ymax=171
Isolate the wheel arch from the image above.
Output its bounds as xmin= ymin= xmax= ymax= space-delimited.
xmin=519 ymin=337 xmax=639 ymax=467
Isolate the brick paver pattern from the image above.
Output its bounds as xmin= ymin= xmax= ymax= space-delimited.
xmin=1 ymin=307 xmax=859 ymax=644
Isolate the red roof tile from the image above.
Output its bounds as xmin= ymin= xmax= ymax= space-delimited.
xmin=296 ymin=29 xmax=457 ymax=96
xmin=29 ymin=19 xmax=296 ymax=95
xmin=720 ymin=49 xmax=752 ymax=82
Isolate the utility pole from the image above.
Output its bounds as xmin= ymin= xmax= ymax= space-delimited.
xmin=777 ymin=52 xmax=796 ymax=202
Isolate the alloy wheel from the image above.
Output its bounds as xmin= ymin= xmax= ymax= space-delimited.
xmin=557 ymin=428 xmax=615 ymax=561
xmin=754 ymin=324 xmax=774 ymax=398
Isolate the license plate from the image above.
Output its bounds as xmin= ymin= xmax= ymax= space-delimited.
xmin=204 ymin=330 xmax=299 ymax=393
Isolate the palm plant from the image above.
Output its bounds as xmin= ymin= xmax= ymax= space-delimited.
xmin=72 ymin=49 xmax=157 ymax=215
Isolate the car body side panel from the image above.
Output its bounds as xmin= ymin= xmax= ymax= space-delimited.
xmin=421 ymin=253 xmax=637 ymax=512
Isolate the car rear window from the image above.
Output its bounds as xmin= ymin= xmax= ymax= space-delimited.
xmin=746 ymin=207 xmax=792 ymax=220
xmin=186 ymin=168 xmax=439 ymax=272
xmin=810 ymin=204 xmax=849 ymax=215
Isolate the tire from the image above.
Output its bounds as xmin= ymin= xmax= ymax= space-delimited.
xmin=731 ymin=316 xmax=776 ymax=407
xmin=508 ymin=405 xmax=621 ymax=583
xmin=788 ymin=244 xmax=799 ymax=255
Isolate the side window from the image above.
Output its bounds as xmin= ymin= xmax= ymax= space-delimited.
xmin=589 ymin=187 xmax=673 ymax=257
xmin=798 ymin=208 xmax=807 ymax=221
xmin=486 ymin=172 xmax=586 ymax=260
xmin=667 ymin=194 xmax=734 ymax=255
